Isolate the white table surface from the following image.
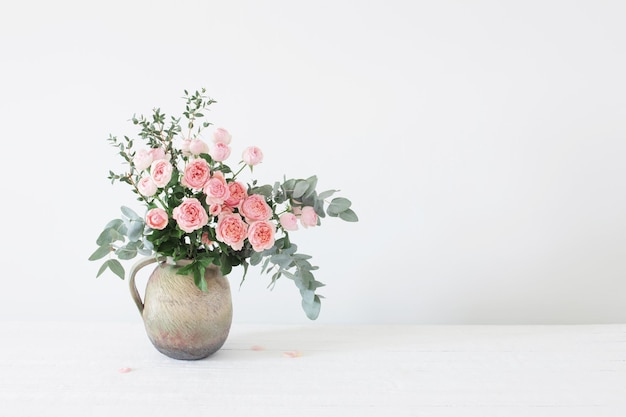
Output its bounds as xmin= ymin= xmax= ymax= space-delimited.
xmin=0 ymin=321 xmax=625 ymax=417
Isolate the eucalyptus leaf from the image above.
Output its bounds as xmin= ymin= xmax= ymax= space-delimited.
xmin=96 ymin=228 xmax=125 ymax=246
xmin=250 ymin=251 xmax=263 ymax=266
xmin=329 ymin=197 xmax=352 ymax=211
xmin=282 ymin=178 xmax=296 ymax=194
xmin=303 ymin=176 xmax=318 ymax=198
xmin=96 ymin=262 xmax=109 ymax=278
xmin=302 ymin=295 xmax=321 ymax=320
xmin=89 ymin=245 xmax=111 ymax=261
xmin=299 ymin=269 xmax=314 ymax=287
xmin=141 ymin=237 xmax=154 ymax=252
xmin=281 ymin=270 xmax=296 ymax=280
xmin=251 ymin=185 xmax=273 ymax=197
xmin=281 ymin=244 xmax=298 ymax=256
xmin=270 ymin=253 xmax=293 ymax=269
xmin=318 ymin=189 xmax=338 ymax=200
xmin=292 ymin=181 xmax=309 ymax=199
xmin=313 ymin=198 xmax=326 ymax=217
xmin=104 ymin=218 xmax=124 ymax=230
xmin=261 ymin=257 xmax=271 ymax=274
xmin=299 ymin=288 xmax=315 ymax=304
xmin=310 ymin=280 xmax=326 ymax=289
xmin=115 ymin=245 xmax=138 ymax=260
xmin=339 ymin=208 xmax=359 ymax=222
xmin=327 ymin=197 xmax=352 ymax=216
xmin=121 ymin=206 xmax=142 ymax=221
xmin=137 ymin=247 xmax=153 ymax=256
xmin=127 ymin=220 xmax=144 ymax=242
xmin=106 ymin=259 xmax=125 ymax=280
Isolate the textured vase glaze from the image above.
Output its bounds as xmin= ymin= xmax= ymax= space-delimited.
xmin=129 ymin=258 xmax=233 ymax=360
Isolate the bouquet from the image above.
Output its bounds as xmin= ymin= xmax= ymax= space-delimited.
xmin=89 ymin=88 xmax=357 ymax=319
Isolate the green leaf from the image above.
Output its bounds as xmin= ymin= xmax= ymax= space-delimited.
xmin=251 ymin=184 xmax=273 ymax=198
xmin=194 ymin=266 xmax=209 ymax=292
xmin=339 ymin=208 xmax=359 ymax=222
xmin=299 ymin=269 xmax=314 ymax=287
xmin=270 ymin=253 xmax=293 ymax=269
xmin=97 ymin=259 xmax=125 ymax=279
xmin=126 ymin=220 xmax=144 ymax=242
xmin=250 ymin=250 xmax=263 ymax=266
xmin=104 ymin=218 xmax=124 ymax=230
xmin=303 ymin=176 xmax=318 ymax=198
xmin=310 ymin=280 xmax=326 ymax=289
xmin=313 ymin=197 xmax=326 ymax=218
xmin=220 ymin=253 xmax=233 ymax=276
xmin=292 ymin=181 xmax=309 ymax=199
xmin=282 ymin=178 xmax=296 ymax=195
xmin=89 ymin=245 xmax=111 ymax=261
xmin=96 ymin=228 xmax=125 ymax=246
xmin=261 ymin=257 xmax=271 ymax=274
xmin=115 ymin=244 xmax=138 ymax=260
xmin=108 ymin=259 xmax=125 ymax=279
xmin=299 ymin=288 xmax=315 ymax=304
xmin=96 ymin=262 xmax=108 ymax=278
xmin=318 ymin=189 xmax=338 ymax=200
xmin=302 ymin=294 xmax=321 ymax=320
xmin=121 ymin=206 xmax=142 ymax=221
xmin=327 ymin=198 xmax=352 ymax=216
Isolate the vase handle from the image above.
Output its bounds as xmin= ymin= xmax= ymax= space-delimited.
xmin=128 ymin=257 xmax=158 ymax=315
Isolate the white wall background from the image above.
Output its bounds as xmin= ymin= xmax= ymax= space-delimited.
xmin=1 ymin=0 xmax=624 ymax=324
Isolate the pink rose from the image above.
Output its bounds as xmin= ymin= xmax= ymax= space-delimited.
xmin=213 ymin=127 xmax=232 ymax=144
xmin=150 ymin=159 xmax=173 ymax=188
xmin=215 ymin=213 xmax=248 ymax=251
xmin=248 ymin=220 xmax=276 ymax=252
xmin=204 ymin=171 xmax=230 ymax=205
xmin=240 ymin=194 xmax=272 ymax=222
xmin=189 ymin=139 xmax=210 ymax=156
xmin=149 ymin=147 xmax=167 ymax=161
xmin=209 ymin=142 xmax=231 ymax=162
xmin=201 ymin=232 xmax=213 ymax=246
xmin=172 ymin=198 xmax=209 ymax=233
xmin=133 ymin=149 xmax=153 ymax=171
xmin=224 ymin=181 xmax=248 ymax=208
xmin=300 ymin=206 xmax=318 ymax=228
xmin=137 ymin=176 xmax=158 ymax=197
xmin=182 ymin=158 xmax=210 ymax=189
xmin=279 ymin=212 xmax=299 ymax=231
xmin=242 ymin=146 xmax=264 ymax=166
xmin=209 ymin=203 xmax=222 ymax=216
xmin=180 ymin=139 xmax=192 ymax=156
xmin=145 ymin=208 xmax=168 ymax=230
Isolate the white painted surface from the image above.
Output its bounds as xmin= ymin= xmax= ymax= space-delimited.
xmin=1 ymin=1 xmax=625 ymax=324
xmin=1 ymin=322 xmax=625 ymax=416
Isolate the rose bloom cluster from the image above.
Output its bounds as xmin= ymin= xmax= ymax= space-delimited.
xmin=134 ymin=128 xmax=318 ymax=254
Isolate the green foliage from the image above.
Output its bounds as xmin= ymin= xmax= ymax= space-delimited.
xmin=90 ymin=206 xmax=152 ymax=281
xmin=90 ymin=88 xmax=359 ymax=320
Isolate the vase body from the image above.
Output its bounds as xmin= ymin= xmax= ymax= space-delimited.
xmin=130 ymin=258 xmax=232 ymax=360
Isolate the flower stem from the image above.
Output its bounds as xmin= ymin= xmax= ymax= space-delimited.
xmin=232 ymin=162 xmax=247 ymax=179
